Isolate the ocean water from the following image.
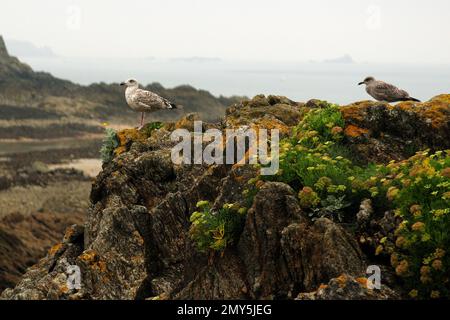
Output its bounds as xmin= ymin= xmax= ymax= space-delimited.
xmin=22 ymin=57 xmax=450 ymax=104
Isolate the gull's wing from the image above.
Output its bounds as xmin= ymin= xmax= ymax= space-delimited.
xmin=370 ymin=81 xmax=409 ymax=101
xmin=134 ymin=89 xmax=175 ymax=110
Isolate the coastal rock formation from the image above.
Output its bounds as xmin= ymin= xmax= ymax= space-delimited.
xmin=341 ymin=95 xmax=450 ymax=162
xmin=2 ymin=94 xmax=449 ymax=300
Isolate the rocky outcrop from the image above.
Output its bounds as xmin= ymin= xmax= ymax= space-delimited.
xmin=2 ymin=94 xmax=449 ymax=300
xmin=341 ymin=95 xmax=450 ymax=162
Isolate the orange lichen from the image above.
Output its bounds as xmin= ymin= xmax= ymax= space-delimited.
xmin=114 ymin=128 xmax=147 ymax=156
xmin=396 ymin=95 xmax=450 ymax=129
xmin=335 ymin=274 xmax=348 ymax=288
xmin=48 ymin=243 xmax=63 ymax=256
xmin=62 ymin=225 xmax=77 ymax=243
xmin=356 ymin=277 xmax=368 ymax=288
xmin=318 ymin=284 xmax=328 ymax=290
xmin=79 ymin=249 xmax=96 ymax=263
xmin=344 ymin=125 xmax=369 ymax=138
xmin=340 ymin=101 xmax=376 ymax=122
xmin=79 ymin=249 xmax=107 ymax=273
xmin=250 ymin=117 xmax=291 ymax=136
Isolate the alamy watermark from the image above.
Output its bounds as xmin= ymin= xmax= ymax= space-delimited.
xmin=366 ymin=265 xmax=381 ymax=289
xmin=170 ymin=121 xmax=279 ymax=175
xmin=66 ymin=264 xmax=81 ymax=290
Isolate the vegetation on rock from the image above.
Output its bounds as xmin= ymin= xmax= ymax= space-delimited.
xmin=100 ymin=128 xmax=119 ymax=163
xmin=189 ymin=201 xmax=246 ymax=252
xmin=256 ymin=101 xmax=450 ymax=298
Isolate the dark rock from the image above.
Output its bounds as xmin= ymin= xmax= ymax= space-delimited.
xmin=296 ymin=273 xmax=399 ymax=300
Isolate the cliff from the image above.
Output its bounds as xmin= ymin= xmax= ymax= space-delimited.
xmin=2 ymin=94 xmax=449 ymax=300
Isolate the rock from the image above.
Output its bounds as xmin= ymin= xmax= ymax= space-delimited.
xmin=296 ymin=274 xmax=399 ymax=300
xmin=226 ymin=95 xmax=304 ymax=137
xmin=341 ymin=96 xmax=450 ymax=163
xmin=281 ymin=218 xmax=365 ymax=291
xmin=238 ymin=182 xmax=305 ymax=298
xmin=357 ymin=199 xmax=373 ymax=227
xmin=3 ymin=94 xmax=449 ymax=300
xmin=238 ymin=183 xmax=364 ymax=298
xmin=175 ymin=113 xmax=202 ymax=131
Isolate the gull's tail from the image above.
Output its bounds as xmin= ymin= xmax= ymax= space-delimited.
xmin=169 ymin=103 xmax=183 ymax=109
xmin=400 ymin=97 xmax=421 ymax=102
xmin=164 ymin=99 xmax=183 ymax=109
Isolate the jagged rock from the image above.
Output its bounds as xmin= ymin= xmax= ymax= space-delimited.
xmin=297 ymin=274 xmax=399 ymax=300
xmin=238 ymin=183 xmax=365 ymax=298
xmin=226 ymin=94 xmax=304 ymax=137
xmin=282 ymin=219 xmax=365 ymax=291
xmin=341 ymin=96 xmax=450 ymax=163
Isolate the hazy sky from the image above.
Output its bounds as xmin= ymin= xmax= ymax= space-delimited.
xmin=1 ymin=0 xmax=450 ymax=64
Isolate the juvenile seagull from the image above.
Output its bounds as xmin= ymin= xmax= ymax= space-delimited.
xmin=120 ymin=78 xmax=180 ymax=128
xmin=358 ymin=76 xmax=420 ymax=102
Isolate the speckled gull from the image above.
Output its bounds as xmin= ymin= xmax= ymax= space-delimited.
xmin=120 ymin=78 xmax=180 ymax=128
xmin=358 ymin=76 xmax=420 ymax=102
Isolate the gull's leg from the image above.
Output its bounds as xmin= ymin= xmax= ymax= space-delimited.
xmin=138 ymin=112 xmax=144 ymax=129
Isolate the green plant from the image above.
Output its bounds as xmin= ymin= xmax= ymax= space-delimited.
xmin=189 ymin=201 xmax=247 ymax=253
xmin=100 ymin=128 xmax=119 ymax=163
xmin=141 ymin=121 xmax=164 ymax=137
xmin=310 ymin=195 xmax=351 ymax=222
xmin=264 ymin=102 xmax=363 ymax=221
xmin=372 ymin=150 xmax=450 ymax=299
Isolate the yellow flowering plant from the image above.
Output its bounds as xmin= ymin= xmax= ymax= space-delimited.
xmin=379 ymin=150 xmax=450 ymax=298
xmin=189 ymin=201 xmax=247 ymax=253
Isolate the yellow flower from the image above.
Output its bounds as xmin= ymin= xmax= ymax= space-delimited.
xmin=421 ymin=233 xmax=431 ymax=242
xmin=441 ymin=167 xmax=450 ymax=178
xmin=196 ymin=200 xmax=209 ymax=208
xmin=401 ymin=179 xmax=412 ymax=187
xmin=408 ymin=289 xmax=418 ymax=298
xmin=238 ymin=207 xmax=248 ymax=215
xmin=331 ymin=126 xmax=343 ymax=135
xmin=411 ymin=222 xmax=425 ymax=232
xmin=386 ymin=187 xmax=400 ymax=201
xmin=432 ymin=259 xmax=443 ymax=271
xmin=395 ymin=260 xmax=409 ymax=276
xmin=430 ymin=291 xmax=440 ymax=299
xmin=375 ymin=245 xmax=383 ymax=256
xmin=390 ymin=254 xmax=399 ymax=267
xmin=223 ymin=203 xmax=234 ymax=210
xmin=410 ymin=204 xmax=422 ymax=214
xmin=420 ymin=266 xmax=431 ymax=276
xmin=435 ymin=248 xmax=446 ymax=258
xmin=395 ymin=236 xmax=407 ymax=248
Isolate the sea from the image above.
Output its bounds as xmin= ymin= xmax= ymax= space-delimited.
xmin=20 ymin=56 xmax=450 ymax=104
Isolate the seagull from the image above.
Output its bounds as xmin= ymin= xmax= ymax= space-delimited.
xmin=358 ymin=76 xmax=420 ymax=102
xmin=120 ymin=78 xmax=180 ymax=128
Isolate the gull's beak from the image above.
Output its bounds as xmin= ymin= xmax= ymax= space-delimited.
xmin=358 ymin=82 xmax=364 ymax=86
xmin=120 ymin=82 xmax=126 ymax=86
